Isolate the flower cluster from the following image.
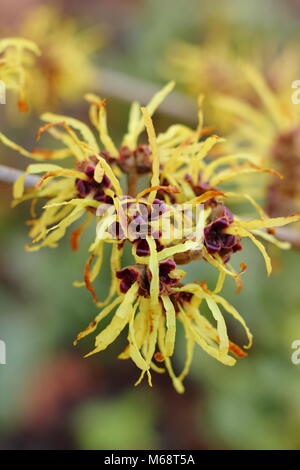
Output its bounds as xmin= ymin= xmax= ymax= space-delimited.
xmin=2 ymin=83 xmax=300 ymax=392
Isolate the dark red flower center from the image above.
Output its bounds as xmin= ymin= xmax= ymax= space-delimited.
xmin=75 ymin=156 xmax=112 ymax=203
xmin=204 ymin=205 xmax=242 ymax=262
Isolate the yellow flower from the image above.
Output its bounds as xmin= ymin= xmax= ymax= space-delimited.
xmin=74 ymin=263 xmax=252 ymax=394
xmin=12 ymin=5 xmax=103 ymax=111
xmin=0 ymin=37 xmax=40 ymax=111
xmin=2 ymin=83 xmax=300 ymax=392
xmin=0 ymin=83 xmax=177 ymax=304
xmin=164 ymin=40 xmax=245 ymax=131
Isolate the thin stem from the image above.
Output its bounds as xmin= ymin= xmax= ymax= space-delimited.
xmin=96 ymin=68 xmax=197 ymax=123
xmin=275 ymin=227 xmax=300 ymax=250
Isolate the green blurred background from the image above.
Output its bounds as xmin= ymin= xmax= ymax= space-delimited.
xmin=1 ymin=0 xmax=300 ymax=450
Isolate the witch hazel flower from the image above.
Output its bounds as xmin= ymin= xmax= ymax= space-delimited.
xmin=14 ymin=4 xmax=102 ymax=112
xmin=0 ymin=38 xmax=40 ymax=111
xmin=2 ymin=82 xmax=300 ymax=392
xmin=215 ymin=64 xmax=300 ymax=231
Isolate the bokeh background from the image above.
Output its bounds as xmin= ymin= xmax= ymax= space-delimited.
xmin=1 ymin=0 xmax=300 ymax=450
